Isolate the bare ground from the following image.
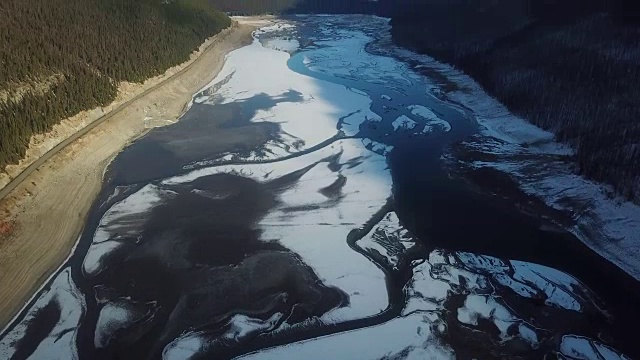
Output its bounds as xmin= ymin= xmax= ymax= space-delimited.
xmin=0 ymin=19 xmax=262 ymax=329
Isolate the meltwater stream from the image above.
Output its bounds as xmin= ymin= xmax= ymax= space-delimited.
xmin=1 ymin=15 xmax=638 ymax=360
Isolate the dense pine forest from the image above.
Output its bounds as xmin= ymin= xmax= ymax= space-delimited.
xmin=0 ymin=0 xmax=230 ymax=170
xmin=378 ymin=0 xmax=640 ymax=202
xmin=208 ymin=0 xmax=377 ymax=15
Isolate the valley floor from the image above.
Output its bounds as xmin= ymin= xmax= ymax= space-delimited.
xmin=0 ymin=19 xmax=261 ymax=329
xmin=388 ymin=43 xmax=640 ymax=283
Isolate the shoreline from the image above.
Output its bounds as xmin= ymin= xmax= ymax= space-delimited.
xmin=0 ymin=20 xmax=259 ymax=329
xmin=388 ymin=39 xmax=640 ymax=282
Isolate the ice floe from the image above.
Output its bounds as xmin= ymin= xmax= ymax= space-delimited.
xmin=253 ymin=22 xmax=296 ymax=36
xmin=94 ymin=299 xmax=158 ymax=349
xmin=237 ymin=311 xmax=454 ymax=360
xmin=357 ymin=212 xmax=419 ymax=271
xmin=303 ymin=28 xmax=418 ymax=87
xmin=192 ymin=23 xmax=380 ymax=160
xmin=263 ymin=38 xmax=300 ymax=53
xmin=455 ymin=253 xmax=604 ymax=313
xmin=361 ymin=138 xmax=394 ymax=156
xmin=83 ymin=184 xmax=177 ymax=277
xmin=457 ymin=294 xmax=540 ymax=346
xmin=387 ymin=24 xmax=640 ymax=282
xmin=163 ymin=313 xmax=284 ymax=360
xmin=401 ymin=249 xmax=616 ymax=353
xmin=165 ymin=139 xmax=391 ymax=323
xmin=559 ymin=335 xmax=631 ymax=360
xmin=391 ymin=115 xmax=417 ymax=131
xmin=0 ymin=268 xmax=84 ymax=360
xmin=407 ymin=105 xmax=451 ymax=132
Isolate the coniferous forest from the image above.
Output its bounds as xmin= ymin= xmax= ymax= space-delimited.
xmin=0 ymin=0 xmax=230 ymax=170
xmin=378 ymin=0 xmax=640 ymax=202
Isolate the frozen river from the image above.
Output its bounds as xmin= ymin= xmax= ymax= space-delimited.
xmin=1 ymin=15 xmax=637 ymax=360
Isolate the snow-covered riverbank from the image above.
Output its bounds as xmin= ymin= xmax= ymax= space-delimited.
xmin=389 ymin=38 xmax=640 ymax=283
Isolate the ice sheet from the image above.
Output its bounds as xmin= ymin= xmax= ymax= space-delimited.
xmin=193 ymin=23 xmax=380 ymax=160
xmin=165 ymin=139 xmax=392 ymax=322
xmin=83 ymin=184 xmax=176 ymax=277
xmin=237 ymin=312 xmax=454 ymax=360
xmin=0 ymin=268 xmax=85 ymax=359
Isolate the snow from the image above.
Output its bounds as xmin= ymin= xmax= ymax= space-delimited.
xmin=357 ymin=212 xmax=417 ymax=271
xmin=94 ymin=299 xmax=156 ymax=349
xmin=402 ymin=250 xmax=612 ymax=350
xmin=237 ymin=243 xmax=625 ymax=359
xmin=253 ymin=22 xmax=296 ymax=36
xmin=361 ymin=138 xmax=393 ymax=156
xmin=559 ymin=335 xmax=631 ymax=360
xmin=82 ymin=184 xmax=176 ymax=277
xmin=101 ymin=184 xmax=137 ymax=207
xmin=455 ymin=253 xmax=602 ymax=313
xmin=462 ymin=141 xmax=640 ymax=281
xmin=162 ymin=313 xmax=284 ymax=360
xmin=221 ymin=313 xmax=283 ymax=342
xmin=193 ymin=22 xmax=380 ymax=160
xmin=163 ymin=332 xmax=204 ymax=360
xmin=303 ymin=28 xmax=418 ymax=87
xmin=263 ymin=38 xmax=300 ymax=53
xmin=510 ymin=261 xmax=583 ymax=311
xmin=391 ymin=115 xmax=417 ymax=131
xmin=164 ymin=139 xmax=392 ymax=322
xmin=237 ymin=312 xmax=454 ymax=360
xmin=95 ymin=303 xmax=134 ymax=348
xmin=0 ymin=268 xmax=84 ymax=360
xmin=457 ymin=295 xmax=539 ymax=346
xmin=389 ymin=33 xmax=640 ymax=282
xmin=407 ymin=105 xmax=451 ymax=132
xmin=83 ymin=241 xmax=123 ymax=280
xmin=94 ymin=184 xmax=169 ymax=243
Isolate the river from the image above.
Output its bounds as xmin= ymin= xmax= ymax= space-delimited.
xmin=0 ymin=15 xmax=637 ymax=360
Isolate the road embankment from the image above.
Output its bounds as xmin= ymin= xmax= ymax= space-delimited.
xmin=0 ymin=20 xmax=259 ymax=329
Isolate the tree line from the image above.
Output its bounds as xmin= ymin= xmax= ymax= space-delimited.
xmin=378 ymin=0 xmax=640 ymax=202
xmin=207 ymin=0 xmax=377 ymax=15
xmin=0 ymin=0 xmax=230 ymax=169
xmin=204 ymin=0 xmax=640 ymax=202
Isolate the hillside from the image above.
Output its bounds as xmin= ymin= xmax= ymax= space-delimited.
xmin=0 ymin=0 xmax=230 ymax=171
xmin=379 ymin=0 xmax=640 ymax=202
xmin=207 ymin=0 xmax=377 ymax=15
xmin=3 ymin=0 xmax=638 ymax=203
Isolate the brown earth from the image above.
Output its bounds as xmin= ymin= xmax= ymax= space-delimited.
xmin=0 ymin=18 xmax=267 ymax=329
